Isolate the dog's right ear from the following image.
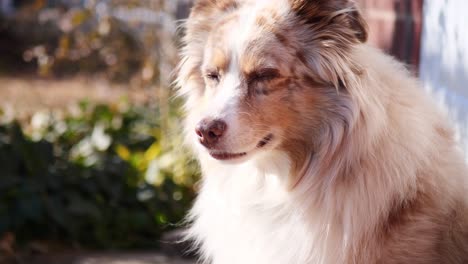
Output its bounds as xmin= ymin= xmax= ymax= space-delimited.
xmin=290 ymin=0 xmax=368 ymax=43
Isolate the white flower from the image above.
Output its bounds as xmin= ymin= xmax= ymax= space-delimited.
xmin=71 ymin=138 xmax=94 ymax=159
xmin=1 ymin=104 xmax=15 ymax=124
xmin=137 ymin=189 xmax=155 ymax=202
xmin=31 ymin=111 xmax=50 ymax=130
xmin=145 ymin=159 xmax=164 ymax=186
xmin=54 ymin=121 xmax=67 ymax=135
xmin=158 ymin=153 xmax=176 ymax=170
xmin=91 ymin=123 xmax=111 ymax=151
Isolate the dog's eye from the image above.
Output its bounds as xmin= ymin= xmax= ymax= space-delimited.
xmin=206 ymin=71 xmax=220 ymax=82
xmin=248 ymin=68 xmax=280 ymax=84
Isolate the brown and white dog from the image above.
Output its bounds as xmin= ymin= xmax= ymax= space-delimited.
xmin=176 ymin=0 xmax=468 ymax=263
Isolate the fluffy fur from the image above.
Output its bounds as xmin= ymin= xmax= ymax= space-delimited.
xmin=176 ymin=0 xmax=468 ymax=263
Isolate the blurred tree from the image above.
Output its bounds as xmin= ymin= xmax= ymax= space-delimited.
xmin=0 ymin=0 xmax=188 ymax=86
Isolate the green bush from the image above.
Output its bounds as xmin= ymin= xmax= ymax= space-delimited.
xmin=0 ymin=100 xmax=198 ymax=249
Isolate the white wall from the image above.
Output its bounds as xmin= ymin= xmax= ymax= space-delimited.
xmin=420 ymin=0 xmax=468 ymax=161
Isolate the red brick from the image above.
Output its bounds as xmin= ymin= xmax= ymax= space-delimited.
xmin=356 ymin=0 xmax=422 ymax=71
xmin=365 ymin=18 xmax=395 ymax=51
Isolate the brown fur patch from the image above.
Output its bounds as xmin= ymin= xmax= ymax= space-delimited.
xmin=210 ymin=48 xmax=230 ymax=71
xmin=274 ymin=31 xmax=290 ymax=46
xmin=295 ymin=49 xmax=308 ymax=65
xmin=256 ymin=16 xmax=268 ymax=27
xmin=290 ymin=0 xmax=368 ymax=43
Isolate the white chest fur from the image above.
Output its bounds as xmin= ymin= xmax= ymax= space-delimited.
xmin=188 ymin=152 xmax=343 ymax=264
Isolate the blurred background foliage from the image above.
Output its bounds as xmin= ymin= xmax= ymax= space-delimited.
xmin=0 ymin=100 xmax=197 ymax=249
xmin=0 ymin=0 xmax=197 ymax=251
xmin=0 ymin=0 xmax=189 ymax=84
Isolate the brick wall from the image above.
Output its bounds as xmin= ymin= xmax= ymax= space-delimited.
xmin=357 ymin=0 xmax=423 ymax=72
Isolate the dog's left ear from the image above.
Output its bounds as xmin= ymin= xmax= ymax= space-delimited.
xmin=290 ymin=0 xmax=368 ymax=43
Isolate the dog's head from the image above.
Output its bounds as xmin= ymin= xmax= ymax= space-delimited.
xmin=177 ymin=0 xmax=367 ymax=167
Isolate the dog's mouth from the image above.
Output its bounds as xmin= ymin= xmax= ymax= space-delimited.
xmin=209 ymin=134 xmax=274 ymax=161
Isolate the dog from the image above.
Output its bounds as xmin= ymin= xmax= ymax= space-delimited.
xmin=176 ymin=0 xmax=468 ymax=263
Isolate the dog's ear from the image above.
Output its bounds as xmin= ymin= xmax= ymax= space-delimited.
xmin=290 ymin=0 xmax=368 ymax=43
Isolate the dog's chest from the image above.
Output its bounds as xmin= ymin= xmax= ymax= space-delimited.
xmin=190 ymin=163 xmax=340 ymax=264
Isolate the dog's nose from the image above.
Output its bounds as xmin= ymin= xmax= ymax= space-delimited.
xmin=195 ymin=119 xmax=227 ymax=148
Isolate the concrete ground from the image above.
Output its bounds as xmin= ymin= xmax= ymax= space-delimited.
xmin=12 ymin=252 xmax=195 ymax=264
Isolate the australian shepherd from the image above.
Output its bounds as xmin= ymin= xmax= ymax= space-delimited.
xmin=176 ymin=0 xmax=468 ymax=263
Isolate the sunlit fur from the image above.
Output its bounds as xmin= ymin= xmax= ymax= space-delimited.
xmin=176 ymin=0 xmax=468 ymax=263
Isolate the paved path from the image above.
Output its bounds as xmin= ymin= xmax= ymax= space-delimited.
xmin=72 ymin=254 xmax=194 ymax=264
xmin=19 ymin=252 xmax=195 ymax=264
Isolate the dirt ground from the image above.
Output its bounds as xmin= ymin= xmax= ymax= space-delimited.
xmin=0 ymin=76 xmax=156 ymax=119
